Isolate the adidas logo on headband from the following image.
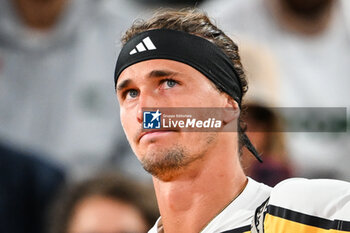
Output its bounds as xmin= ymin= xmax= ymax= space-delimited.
xmin=129 ymin=37 xmax=157 ymax=55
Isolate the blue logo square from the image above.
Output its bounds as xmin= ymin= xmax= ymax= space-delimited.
xmin=143 ymin=110 xmax=161 ymax=129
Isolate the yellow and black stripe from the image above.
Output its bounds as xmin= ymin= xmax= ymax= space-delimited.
xmin=221 ymin=225 xmax=251 ymax=233
xmin=264 ymin=205 xmax=350 ymax=232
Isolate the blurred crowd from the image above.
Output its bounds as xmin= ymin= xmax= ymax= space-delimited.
xmin=0 ymin=0 xmax=349 ymax=232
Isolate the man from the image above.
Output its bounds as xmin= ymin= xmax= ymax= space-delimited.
xmin=114 ymin=9 xmax=350 ymax=233
xmin=114 ymin=9 xmax=270 ymax=233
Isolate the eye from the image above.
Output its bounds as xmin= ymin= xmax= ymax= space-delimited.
xmin=161 ymin=79 xmax=179 ymax=89
xmin=166 ymin=80 xmax=177 ymax=88
xmin=125 ymin=89 xmax=139 ymax=99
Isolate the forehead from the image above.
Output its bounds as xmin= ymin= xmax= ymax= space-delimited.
xmin=117 ymin=59 xmax=207 ymax=84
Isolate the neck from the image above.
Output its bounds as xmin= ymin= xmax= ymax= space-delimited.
xmin=152 ymin=136 xmax=247 ymax=233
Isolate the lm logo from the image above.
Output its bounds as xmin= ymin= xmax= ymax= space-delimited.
xmin=143 ymin=110 xmax=162 ymax=129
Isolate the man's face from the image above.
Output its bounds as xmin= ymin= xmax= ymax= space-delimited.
xmin=116 ymin=59 xmax=234 ymax=179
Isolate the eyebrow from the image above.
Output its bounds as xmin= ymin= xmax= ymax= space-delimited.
xmin=148 ymin=70 xmax=177 ymax=78
xmin=116 ymin=69 xmax=178 ymax=92
xmin=116 ymin=79 xmax=131 ymax=92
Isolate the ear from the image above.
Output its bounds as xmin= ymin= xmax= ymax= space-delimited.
xmin=223 ymin=96 xmax=240 ymax=125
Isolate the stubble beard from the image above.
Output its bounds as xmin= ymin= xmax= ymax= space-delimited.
xmin=141 ymin=144 xmax=194 ymax=180
xmin=140 ymin=134 xmax=217 ymax=181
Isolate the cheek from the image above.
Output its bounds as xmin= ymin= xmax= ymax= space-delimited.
xmin=120 ymin=108 xmax=134 ymax=140
xmin=182 ymin=132 xmax=210 ymax=148
xmin=180 ymin=88 xmax=224 ymax=107
xmin=120 ymin=108 xmax=127 ymax=128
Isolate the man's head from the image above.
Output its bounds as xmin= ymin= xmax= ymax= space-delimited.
xmin=115 ymin=9 xmax=252 ymax=180
xmin=266 ymin=0 xmax=335 ymax=35
xmin=120 ymin=9 xmax=248 ymax=94
xmin=12 ymin=0 xmax=68 ymax=29
xmin=50 ymin=174 xmax=158 ymax=233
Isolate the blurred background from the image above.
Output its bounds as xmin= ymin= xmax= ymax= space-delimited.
xmin=0 ymin=0 xmax=349 ymax=232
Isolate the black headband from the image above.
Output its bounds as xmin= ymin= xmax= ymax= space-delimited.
xmin=114 ymin=29 xmax=242 ymax=105
xmin=114 ymin=29 xmax=262 ymax=163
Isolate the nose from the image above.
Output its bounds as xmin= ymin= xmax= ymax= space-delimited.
xmin=136 ymin=91 xmax=160 ymax=124
xmin=136 ymin=105 xmax=143 ymax=124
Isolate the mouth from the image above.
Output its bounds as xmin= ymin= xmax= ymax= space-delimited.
xmin=138 ymin=130 xmax=177 ymax=142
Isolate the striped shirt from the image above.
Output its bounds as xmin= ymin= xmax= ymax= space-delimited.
xmin=252 ymin=178 xmax=350 ymax=233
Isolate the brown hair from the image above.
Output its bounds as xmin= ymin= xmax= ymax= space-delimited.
xmin=49 ymin=173 xmax=159 ymax=233
xmin=121 ymin=8 xmax=249 ymax=153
